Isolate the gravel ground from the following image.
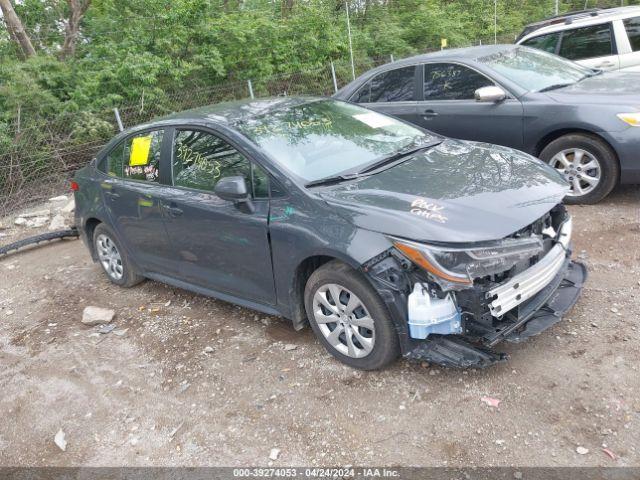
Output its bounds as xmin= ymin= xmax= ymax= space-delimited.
xmin=0 ymin=186 xmax=638 ymax=467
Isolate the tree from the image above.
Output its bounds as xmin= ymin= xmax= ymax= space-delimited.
xmin=61 ymin=0 xmax=91 ymax=59
xmin=0 ymin=0 xmax=36 ymax=58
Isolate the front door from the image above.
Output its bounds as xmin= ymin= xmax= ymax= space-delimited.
xmin=415 ymin=62 xmax=524 ymax=150
xmin=160 ymin=128 xmax=276 ymax=305
xmin=99 ymin=128 xmax=176 ymax=272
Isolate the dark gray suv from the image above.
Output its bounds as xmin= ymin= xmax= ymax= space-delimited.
xmin=334 ymin=45 xmax=640 ymax=203
xmin=73 ymin=98 xmax=585 ymax=370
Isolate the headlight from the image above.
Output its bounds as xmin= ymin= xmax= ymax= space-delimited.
xmin=617 ymin=113 xmax=640 ymax=127
xmin=392 ymin=236 xmax=544 ymax=286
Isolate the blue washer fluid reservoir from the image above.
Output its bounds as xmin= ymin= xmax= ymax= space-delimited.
xmin=407 ymin=284 xmax=462 ymax=339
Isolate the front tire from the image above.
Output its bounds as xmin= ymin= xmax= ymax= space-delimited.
xmin=539 ymin=133 xmax=618 ymax=204
xmin=304 ymin=260 xmax=400 ymax=370
xmin=93 ymin=224 xmax=144 ymax=288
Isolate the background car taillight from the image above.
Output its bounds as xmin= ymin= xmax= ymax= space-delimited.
xmin=70 ymin=180 xmax=79 ymax=191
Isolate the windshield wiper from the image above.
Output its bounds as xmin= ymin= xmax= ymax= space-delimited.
xmin=539 ymin=83 xmax=574 ymax=93
xmin=354 ymin=140 xmax=443 ymax=175
xmin=305 ymin=173 xmax=360 ymax=188
xmin=304 ymin=139 xmax=442 ymax=188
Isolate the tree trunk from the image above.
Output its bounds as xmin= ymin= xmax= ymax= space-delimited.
xmin=61 ymin=0 xmax=91 ymax=59
xmin=0 ymin=0 xmax=36 ymax=58
xmin=281 ymin=0 xmax=294 ymax=17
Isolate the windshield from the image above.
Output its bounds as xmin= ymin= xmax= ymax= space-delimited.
xmin=237 ymin=99 xmax=436 ymax=182
xmin=479 ymin=47 xmax=592 ymax=92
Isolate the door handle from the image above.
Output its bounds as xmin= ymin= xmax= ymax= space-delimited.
xmin=422 ymin=109 xmax=439 ymax=119
xmin=596 ymin=61 xmax=615 ymax=68
xmin=164 ymin=205 xmax=183 ymax=217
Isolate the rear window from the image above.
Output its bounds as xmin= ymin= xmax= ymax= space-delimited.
xmin=624 ymin=16 xmax=640 ymax=52
xmin=521 ymin=32 xmax=561 ymax=54
xmin=559 ymin=23 xmax=614 ymax=60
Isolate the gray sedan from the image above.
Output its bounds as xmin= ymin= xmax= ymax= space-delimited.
xmin=334 ymin=45 xmax=640 ymax=203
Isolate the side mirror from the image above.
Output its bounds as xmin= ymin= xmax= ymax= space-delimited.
xmin=214 ymin=176 xmax=250 ymax=202
xmin=474 ymin=86 xmax=507 ymax=103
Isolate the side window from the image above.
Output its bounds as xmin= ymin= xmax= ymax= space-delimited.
xmin=172 ymin=130 xmax=252 ymax=193
xmin=369 ymin=66 xmax=416 ymax=102
xmin=121 ymin=130 xmax=164 ymax=182
xmin=423 ymin=63 xmax=494 ymax=100
xmin=104 ymin=141 xmax=126 ymax=178
xmin=624 ymin=16 xmax=640 ymax=52
xmin=522 ymin=32 xmax=561 ymax=54
xmin=252 ymin=163 xmax=270 ymax=198
xmin=559 ymin=23 xmax=614 ymax=60
xmin=351 ymin=83 xmax=371 ymax=103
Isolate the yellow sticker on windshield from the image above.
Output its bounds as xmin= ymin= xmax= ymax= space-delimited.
xmin=129 ymin=135 xmax=152 ymax=166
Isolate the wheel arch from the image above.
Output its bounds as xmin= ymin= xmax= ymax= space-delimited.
xmin=289 ymin=253 xmax=362 ymax=331
xmin=534 ymin=128 xmax=619 ymax=161
xmin=83 ymin=217 xmax=103 ymax=260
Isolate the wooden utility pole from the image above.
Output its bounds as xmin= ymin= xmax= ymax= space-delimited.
xmin=0 ymin=0 xmax=36 ymax=58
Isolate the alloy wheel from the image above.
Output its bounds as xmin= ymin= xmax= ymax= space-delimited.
xmin=96 ymin=233 xmax=124 ymax=281
xmin=312 ymin=283 xmax=375 ymax=358
xmin=548 ymin=148 xmax=601 ymax=197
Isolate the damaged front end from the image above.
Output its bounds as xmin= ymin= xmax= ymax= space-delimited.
xmin=361 ymin=205 xmax=587 ymax=368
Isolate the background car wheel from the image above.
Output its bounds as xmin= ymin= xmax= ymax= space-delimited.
xmin=93 ymin=224 xmax=144 ymax=288
xmin=304 ymin=260 xmax=400 ymax=370
xmin=539 ymin=133 xmax=619 ymax=204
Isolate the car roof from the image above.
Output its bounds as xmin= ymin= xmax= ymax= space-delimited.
xmin=518 ymin=5 xmax=640 ymax=42
xmin=124 ymin=96 xmax=326 ymax=133
xmin=348 ymin=44 xmax=517 ymax=78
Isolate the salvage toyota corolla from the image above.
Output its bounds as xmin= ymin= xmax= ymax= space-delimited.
xmin=73 ymin=97 xmax=586 ymax=370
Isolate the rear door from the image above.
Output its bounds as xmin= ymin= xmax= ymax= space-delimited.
xmin=557 ymin=22 xmax=620 ymax=71
xmin=619 ymin=16 xmax=640 ymax=71
xmin=349 ymin=65 xmax=421 ymax=124
xmin=414 ymin=62 xmax=524 ymax=150
xmin=98 ymin=128 xmax=176 ymax=272
xmin=159 ymin=127 xmax=276 ymax=305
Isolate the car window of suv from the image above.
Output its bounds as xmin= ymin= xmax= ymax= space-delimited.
xmin=172 ymin=129 xmax=267 ymax=197
xmin=624 ymin=17 xmax=640 ymax=51
xmin=521 ymin=32 xmax=561 ymax=54
xmin=352 ymin=66 xmax=415 ymax=103
xmin=423 ymin=63 xmax=493 ymax=100
xmin=559 ymin=23 xmax=614 ymax=60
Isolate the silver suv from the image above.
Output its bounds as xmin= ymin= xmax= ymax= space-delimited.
xmin=516 ymin=6 xmax=640 ymax=72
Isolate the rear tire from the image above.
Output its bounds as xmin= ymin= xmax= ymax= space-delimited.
xmin=304 ymin=260 xmax=400 ymax=370
xmin=93 ymin=224 xmax=144 ymax=288
xmin=539 ymin=133 xmax=618 ymax=204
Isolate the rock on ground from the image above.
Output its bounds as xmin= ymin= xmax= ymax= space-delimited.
xmin=82 ymin=306 xmax=115 ymax=326
xmin=61 ymin=199 xmax=75 ymax=214
xmin=49 ymin=214 xmax=68 ymax=231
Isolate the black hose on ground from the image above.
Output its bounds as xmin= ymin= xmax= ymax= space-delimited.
xmin=0 ymin=227 xmax=79 ymax=257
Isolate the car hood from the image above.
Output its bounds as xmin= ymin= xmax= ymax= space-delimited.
xmin=545 ymin=71 xmax=640 ymax=105
xmin=319 ymin=139 xmax=569 ymax=244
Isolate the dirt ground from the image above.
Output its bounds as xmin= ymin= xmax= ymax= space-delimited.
xmin=0 ymin=186 xmax=638 ymax=467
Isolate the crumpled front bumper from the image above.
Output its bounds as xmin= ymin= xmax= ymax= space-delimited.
xmin=403 ymin=259 xmax=587 ymax=368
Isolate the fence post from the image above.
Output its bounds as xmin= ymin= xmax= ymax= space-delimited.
xmin=247 ymin=79 xmax=255 ymax=100
xmin=330 ymin=61 xmax=338 ymax=94
xmin=390 ymin=54 xmax=394 ymax=63
xmin=113 ymin=108 xmax=124 ymax=132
